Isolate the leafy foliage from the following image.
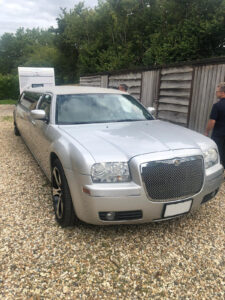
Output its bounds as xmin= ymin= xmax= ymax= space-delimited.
xmin=0 ymin=0 xmax=225 ymax=85
xmin=0 ymin=28 xmax=56 ymax=74
xmin=55 ymin=0 xmax=225 ymax=74
xmin=0 ymin=74 xmax=19 ymax=100
xmin=143 ymin=0 xmax=225 ymax=64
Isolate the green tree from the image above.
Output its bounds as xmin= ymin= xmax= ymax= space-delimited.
xmin=143 ymin=0 xmax=225 ymax=65
xmin=0 ymin=74 xmax=19 ymax=100
xmin=55 ymin=0 xmax=159 ymax=74
xmin=1 ymin=0 xmax=225 ymax=82
xmin=0 ymin=28 xmax=57 ymax=75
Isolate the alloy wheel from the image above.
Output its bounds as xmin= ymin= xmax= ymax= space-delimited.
xmin=52 ymin=166 xmax=63 ymax=219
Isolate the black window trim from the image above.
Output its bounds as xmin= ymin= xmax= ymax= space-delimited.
xmin=37 ymin=93 xmax=53 ymax=123
xmin=19 ymin=91 xmax=43 ymax=112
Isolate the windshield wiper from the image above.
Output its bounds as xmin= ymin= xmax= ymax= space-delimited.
xmin=58 ymin=119 xmax=147 ymax=125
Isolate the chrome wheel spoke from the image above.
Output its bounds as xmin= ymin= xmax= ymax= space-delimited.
xmin=52 ymin=166 xmax=64 ymax=219
xmin=53 ymin=187 xmax=61 ymax=197
xmin=56 ymin=196 xmax=63 ymax=219
xmin=53 ymin=167 xmax=61 ymax=188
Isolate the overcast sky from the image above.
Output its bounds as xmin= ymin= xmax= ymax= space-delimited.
xmin=0 ymin=0 xmax=98 ymax=36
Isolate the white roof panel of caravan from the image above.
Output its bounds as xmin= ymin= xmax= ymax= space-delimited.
xmin=18 ymin=67 xmax=55 ymax=93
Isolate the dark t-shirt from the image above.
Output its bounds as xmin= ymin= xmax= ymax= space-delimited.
xmin=210 ymin=98 xmax=225 ymax=137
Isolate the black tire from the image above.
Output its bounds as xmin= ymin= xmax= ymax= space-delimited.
xmin=52 ymin=159 xmax=78 ymax=227
xmin=14 ymin=123 xmax=20 ymax=136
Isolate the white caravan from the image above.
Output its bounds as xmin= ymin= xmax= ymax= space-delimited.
xmin=18 ymin=67 xmax=55 ymax=93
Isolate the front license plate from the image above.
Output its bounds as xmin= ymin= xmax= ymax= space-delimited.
xmin=163 ymin=199 xmax=193 ymax=218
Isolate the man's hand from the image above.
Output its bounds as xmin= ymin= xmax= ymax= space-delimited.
xmin=205 ymin=119 xmax=216 ymax=136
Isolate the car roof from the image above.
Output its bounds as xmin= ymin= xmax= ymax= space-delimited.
xmin=23 ymin=85 xmax=128 ymax=95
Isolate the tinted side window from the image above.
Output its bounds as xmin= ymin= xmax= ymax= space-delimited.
xmin=20 ymin=92 xmax=42 ymax=110
xmin=38 ymin=94 xmax=52 ymax=120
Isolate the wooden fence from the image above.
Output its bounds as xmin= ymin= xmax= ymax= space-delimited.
xmin=80 ymin=58 xmax=225 ymax=133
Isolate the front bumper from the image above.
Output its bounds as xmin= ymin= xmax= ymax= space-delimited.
xmin=65 ymin=163 xmax=224 ymax=225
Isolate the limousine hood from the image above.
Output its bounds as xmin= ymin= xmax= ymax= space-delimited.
xmin=59 ymin=120 xmax=211 ymax=162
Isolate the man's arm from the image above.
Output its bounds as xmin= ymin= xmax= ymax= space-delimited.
xmin=205 ymin=119 xmax=216 ymax=136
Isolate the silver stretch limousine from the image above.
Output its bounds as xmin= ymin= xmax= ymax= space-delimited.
xmin=13 ymin=86 xmax=224 ymax=226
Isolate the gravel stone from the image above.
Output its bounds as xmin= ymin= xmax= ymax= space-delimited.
xmin=0 ymin=106 xmax=224 ymax=299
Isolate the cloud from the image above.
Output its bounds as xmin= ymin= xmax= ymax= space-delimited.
xmin=0 ymin=0 xmax=98 ymax=36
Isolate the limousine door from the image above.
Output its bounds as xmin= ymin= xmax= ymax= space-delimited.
xmin=16 ymin=92 xmax=41 ymax=146
xmin=30 ymin=94 xmax=53 ymax=178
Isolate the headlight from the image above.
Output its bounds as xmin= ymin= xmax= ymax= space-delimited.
xmin=203 ymin=148 xmax=218 ymax=169
xmin=91 ymin=162 xmax=131 ymax=183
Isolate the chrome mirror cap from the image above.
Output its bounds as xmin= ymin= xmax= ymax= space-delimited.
xmin=30 ymin=109 xmax=46 ymax=120
xmin=147 ymin=106 xmax=156 ymax=117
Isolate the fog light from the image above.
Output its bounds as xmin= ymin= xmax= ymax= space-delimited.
xmin=106 ymin=212 xmax=116 ymax=221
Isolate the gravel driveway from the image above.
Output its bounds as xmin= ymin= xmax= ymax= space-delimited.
xmin=0 ymin=106 xmax=224 ymax=299
xmin=0 ymin=104 xmax=15 ymax=116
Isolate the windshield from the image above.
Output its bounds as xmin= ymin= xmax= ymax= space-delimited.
xmin=56 ymin=93 xmax=153 ymax=125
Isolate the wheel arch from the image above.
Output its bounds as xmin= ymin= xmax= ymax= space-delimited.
xmin=50 ymin=152 xmax=60 ymax=171
xmin=48 ymin=138 xmax=73 ymax=180
xmin=49 ymin=151 xmax=68 ymax=182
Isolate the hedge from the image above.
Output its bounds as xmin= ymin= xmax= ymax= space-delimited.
xmin=0 ymin=74 xmax=19 ymax=100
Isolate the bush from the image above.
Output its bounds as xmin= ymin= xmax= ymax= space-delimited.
xmin=0 ymin=74 xmax=19 ymax=100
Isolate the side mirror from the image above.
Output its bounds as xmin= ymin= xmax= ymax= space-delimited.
xmin=147 ymin=107 xmax=156 ymax=117
xmin=30 ymin=109 xmax=47 ymax=120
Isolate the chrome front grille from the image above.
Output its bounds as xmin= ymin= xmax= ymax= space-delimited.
xmin=141 ymin=156 xmax=204 ymax=202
